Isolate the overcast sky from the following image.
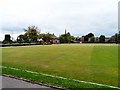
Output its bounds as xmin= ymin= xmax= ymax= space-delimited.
xmin=0 ymin=0 xmax=119 ymax=41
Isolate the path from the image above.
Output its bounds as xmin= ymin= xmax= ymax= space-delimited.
xmin=1 ymin=75 xmax=57 ymax=89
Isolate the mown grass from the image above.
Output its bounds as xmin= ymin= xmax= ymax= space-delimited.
xmin=2 ymin=67 xmax=108 ymax=89
xmin=2 ymin=44 xmax=118 ymax=88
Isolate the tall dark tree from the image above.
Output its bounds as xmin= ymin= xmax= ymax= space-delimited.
xmin=118 ymin=32 xmax=120 ymax=43
xmin=99 ymin=35 xmax=105 ymax=43
xmin=2 ymin=34 xmax=12 ymax=43
xmin=110 ymin=35 xmax=116 ymax=43
xmin=110 ymin=33 xmax=120 ymax=43
xmin=87 ymin=33 xmax=94 ymax=38
xmin=17 ymin=35 xmax=25 ymax=43
xmin=114 ymin=33 xmax=120 ymax=44
xmin=115 ymin=33 xmax=118 ymax=43
xmin=84 ymin=33 xmax=94 ymax=42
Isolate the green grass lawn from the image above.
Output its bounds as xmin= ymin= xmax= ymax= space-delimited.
xmin=2 ymin=44 xmax=118 ymax=89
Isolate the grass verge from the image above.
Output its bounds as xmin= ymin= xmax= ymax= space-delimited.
xmin=2 ymin=67 xmax=113 ymax=89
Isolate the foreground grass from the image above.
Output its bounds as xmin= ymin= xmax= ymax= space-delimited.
xmin=2 ymin=44 xmax=118 ymax=88
xmin=2 ymin=67 xmax=109 ymax=89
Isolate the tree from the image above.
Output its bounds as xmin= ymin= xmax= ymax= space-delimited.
xmin=17 ymin=34 xmax=29 ymax=43
xmin=87 ymin=33 xmax=94 ymax=38
xmin=110 ymin=35 xmax=116 ymax=43
xmin=59 ymin=32 xmax=75 ymax=43
xmin=41 ymin=33 xmax=52 ymax=43
xmin=24 ymin=25 xmax=40 ymax=42
xmin=110 ymin=33 xmax=120 ymax=44
xmin=17 ymin=34 xmax=25 ymax=43
xmin=84 ymin=33 xmax=94 ymax=42
xmin=2 ymin=34 xmax=12 ymax=44
xmin=115 ymin=33 xmax=118 ymax=44
xmin=114 ymin=33 xmax=120 ymax=44
xmin=118 ymin=32 xmax=120 ymax=43
xmin=99 ymin=35 xmax=105 ymax=43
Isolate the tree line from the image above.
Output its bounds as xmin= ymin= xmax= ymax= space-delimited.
xmin=2 ymin=25 xmax=120 ymax=44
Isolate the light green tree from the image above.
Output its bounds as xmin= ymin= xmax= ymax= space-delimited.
xmin=24 ymin=25 xmax=40 ymax=42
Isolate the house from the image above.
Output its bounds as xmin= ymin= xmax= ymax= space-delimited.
xmin=79 ymin=37 xmax=84 ymax=42
xmin=105 ymin=37 xmax=111 ymax=42
xmin=94 ymin=37 xmax=99 ymax=42
xmin=51 ymin=34 xmax=60 ymax=44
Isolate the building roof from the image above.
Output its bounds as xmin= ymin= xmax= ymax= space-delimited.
xmin=52 ymin=34 xmax=59 ymax=39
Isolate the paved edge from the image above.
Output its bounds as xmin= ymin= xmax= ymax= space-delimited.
xmin=1 ymin=74 xmax=67 ymax=90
